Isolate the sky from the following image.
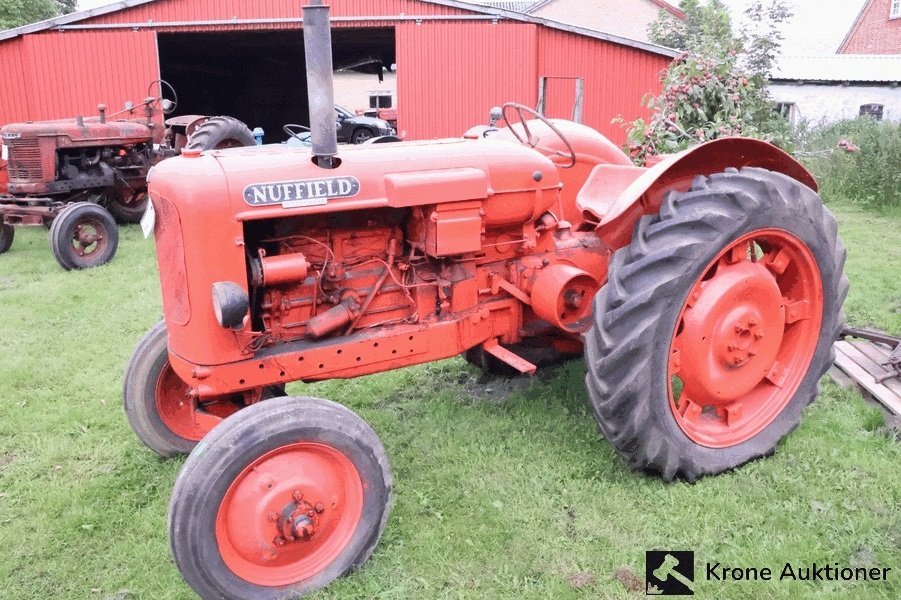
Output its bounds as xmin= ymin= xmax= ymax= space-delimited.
xmin=73 ymin=0 xmax=869 ymax=56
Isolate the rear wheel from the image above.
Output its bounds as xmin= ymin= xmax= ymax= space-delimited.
xmin=585 ymin=168 xmax=847 ymax=481
xmin=123 ymin=321 xmax=285 ymax=457
xmin=169 ymin=396 xmax=392 ymax=599
xmin=185 ymin=116 xmax=255 ymax=151
xmin=107 ymin=192 xmax=148 ymax=224
xmin=0 ymin=223 xmax=13 ymax=253
xmin=48 ymin=202 xmax=118 ymax=270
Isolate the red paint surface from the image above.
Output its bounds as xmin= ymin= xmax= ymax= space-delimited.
xmin=0 ymin=0 xmax=669 ymax=143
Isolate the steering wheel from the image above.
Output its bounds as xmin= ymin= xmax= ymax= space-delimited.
xmin=501 ymin=102 xmax=576 ymax=168
xmin=283 ymin=123 xmax=311 ymax=142
xmin=147 ymin=79 xmax=178 ymax=115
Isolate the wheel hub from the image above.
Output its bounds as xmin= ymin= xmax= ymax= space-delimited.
xmin=215 ymin=442 xmax=363 ymax=586
xmin=273 ymin=490 xmax=327 ymax=546
xmin=678 ymin=260 xmax=785 ymax=404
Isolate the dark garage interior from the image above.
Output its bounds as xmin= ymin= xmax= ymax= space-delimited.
xmin=158 ymin=28 xmax=396 ymax=143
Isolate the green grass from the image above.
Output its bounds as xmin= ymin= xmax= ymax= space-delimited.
xmin=0 ymin=202 xmax=899 ymax=600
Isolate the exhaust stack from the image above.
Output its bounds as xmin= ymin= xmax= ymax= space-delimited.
xmin=303 ymin=1 xmax=339 ymax=169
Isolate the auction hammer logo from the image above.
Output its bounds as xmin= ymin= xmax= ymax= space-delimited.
xmin=646 ymin=551 xmax=695 ymax=595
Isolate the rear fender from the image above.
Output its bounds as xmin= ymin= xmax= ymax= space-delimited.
xmin=592 ymin=138 xmax=816 ymax=250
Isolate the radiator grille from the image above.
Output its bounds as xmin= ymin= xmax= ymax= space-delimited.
xmin=7 ymin=138 xmax=44 ymax=180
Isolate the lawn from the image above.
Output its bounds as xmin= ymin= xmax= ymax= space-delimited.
xmin=0 ymin=200 xmax=898 ymax=600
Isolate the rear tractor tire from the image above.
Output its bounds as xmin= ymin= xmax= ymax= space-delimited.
xmin=107 ymin=193 xmax=148 ymax=224
xmin=585 ymin=167 xmax=847 ymax=482
xmin=0 ymin=223 xmax=13 ymax=253
xmin=185 ymin=116 xmax=256 ymax=151
xmin=48 ymin=202 xmax=118 ymax=270
xmin=169 ymin=396 xmax=392 ymax=599
xmin=123 ymin=321 xmax=285 ymax=457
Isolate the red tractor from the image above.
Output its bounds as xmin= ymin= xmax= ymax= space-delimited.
xmin=0 ymin=80 xmax=255 ymax=269
xmin=123 ymin=4 xmax=847 ymax=598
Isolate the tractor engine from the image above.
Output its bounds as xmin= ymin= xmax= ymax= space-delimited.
xmin=2 ymin=116 xmax=157 ymax=197
xmin=149 ymin=135 xmax=611 ymax=393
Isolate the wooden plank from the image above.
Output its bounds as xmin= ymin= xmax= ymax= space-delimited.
xmin=849 ymin=341 xmax=901 ymax=395
xmin=842 ymin=341 xmax=901 ymax=396
xmin=833 ymin=342 xmax=901 ymax=415
xmin=852 ymin=340 xmax=892 ymax=365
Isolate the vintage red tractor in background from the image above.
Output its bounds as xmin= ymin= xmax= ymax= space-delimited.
xmin=123 ymin=3 xmax=847 ymax=598
xmin=0 ymin=80 xmax=254 ymax=269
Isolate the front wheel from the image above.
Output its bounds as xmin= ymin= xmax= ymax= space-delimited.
xmin=0 ymin=223 xmax=13 ymax=253
xmin=585 ymin=168 xmax=848 ymax=481
xmin=169 ymin=396 xmax=392 ymax=599
xmin=48 ymin=202 xmax=118 ymax=270
xmin=350 ymin=128 xmax=374 ymax=144
xmin=123 ymin=321 xmax=284 ymax=457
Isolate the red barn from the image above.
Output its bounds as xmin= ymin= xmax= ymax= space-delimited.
xmin=0 ymin=0 xmax=674 ymax=144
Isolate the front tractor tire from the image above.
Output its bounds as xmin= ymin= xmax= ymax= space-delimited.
xmin=123 ymin=321 xmax=284 ymax=457
xmin=585 ymin=168 xmax=847 ymax=482
xmin=169 ymin=396 xmax=392 ymax=600
xmin=185 ymin=116 xmax=256 ymax=151
xmin=48 ymin=202 xmax=118 ymax=270
xmin=0 ymin=223 xmax=13 ymax=253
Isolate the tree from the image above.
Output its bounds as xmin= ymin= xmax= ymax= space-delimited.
xmin=648 ymin=0 xmax=736 ymax=57
xmin=624 ymin=0 xmax=794 ymax=165
xmin=0 ymin=0 xmax=73 ymax=31
xmin=739 ymin=0 xmax=793 ymax=82
xmin=56 ymin=0 xmax=77 ymax=16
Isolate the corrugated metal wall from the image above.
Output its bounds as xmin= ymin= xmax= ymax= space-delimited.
xmin=537 ymin=27 xmax=666 ymax=144
xmin=397 ymin=21 xmax=538 ymax=139
xmin=0 ymin=30 xmax=158 ymax=125
xmin=0 ymin=0 xmax=669 ymax=144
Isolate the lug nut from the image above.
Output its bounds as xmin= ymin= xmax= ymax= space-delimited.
xmin=274 ymin=536 xmax=286 ymax=547
xmin=314 ymin=502 xmax=325 ymax=513
xmin=293 ymin=490 xmax=304 ymax=502
xmin=268 ymin=512 xmax=279 ymax=522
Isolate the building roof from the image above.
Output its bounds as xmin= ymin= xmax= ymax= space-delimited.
xmin=474 ymin=0 xmax=684 ymax=19
xmin=0 ymin=0 xmax=679 ymax=57
xmin=772 ymin=55 xmax=901 ymax=84
xmin=465 ymin=1 xmax=546 ymax=12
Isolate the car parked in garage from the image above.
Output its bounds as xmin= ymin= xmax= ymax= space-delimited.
xmin=335 ymin=105 xmax=395 ymax=144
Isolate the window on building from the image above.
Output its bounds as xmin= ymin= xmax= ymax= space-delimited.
xmin=774 ymin=102 xmax=797 ymax=126
xmin=369 ymin=93 xmax=393 ymax=109
xmin=892 ymin=0 xmax=901 ymax=19
xmin=860 ymin=104 xmax=884 ymax=120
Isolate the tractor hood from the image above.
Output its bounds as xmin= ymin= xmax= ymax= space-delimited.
xmin=1 ymin=117 xmax=153 ymax=147
xmin=149 ymin=137 xmax=562 ymax=225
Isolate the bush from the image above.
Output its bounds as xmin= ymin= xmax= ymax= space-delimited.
xmin=796 ymin=118 xmax=901 ymax=210
xmin=617 ymin=52 xmax=791 ymax=165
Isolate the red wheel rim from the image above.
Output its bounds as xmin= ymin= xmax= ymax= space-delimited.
xmin=155 ymin=362 xmax=240 ymax=441
xmin=668 ymin=229 xmax=823 ymax=448
xmin=215 ymin=443 xmax=364 ymax=586
xmin=70 ymin=217 xmax=108 ymax=259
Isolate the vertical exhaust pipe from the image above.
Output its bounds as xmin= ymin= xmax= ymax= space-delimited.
xmin=303 ymin=1 xmax=339 ymax=169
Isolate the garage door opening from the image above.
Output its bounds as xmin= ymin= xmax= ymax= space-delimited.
xmin=158 ymin=28 xmax=396 ymax=144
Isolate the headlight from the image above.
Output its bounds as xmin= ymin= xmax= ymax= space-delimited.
xmin=211 ymin=281 xmax=249 ymax=329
